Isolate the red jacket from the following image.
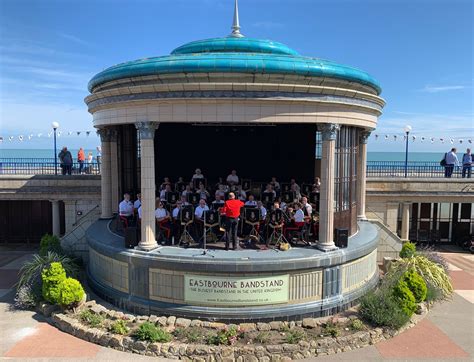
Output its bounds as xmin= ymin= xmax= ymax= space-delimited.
xmin=221 ymin=199 xmax=244 ymax=218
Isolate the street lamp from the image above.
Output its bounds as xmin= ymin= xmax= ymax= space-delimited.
xmin=52 ymin=122 xmax=59 ymax=175
xmin=404 ymin=125 xmax=412 ymax=178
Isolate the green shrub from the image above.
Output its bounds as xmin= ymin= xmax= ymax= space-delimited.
xmin=349 ymin=319 xmax=365 ymax=331
xmin=206 ymin=326 xmax=240 ymax=346
xmin=110 ymin=319 xmax=129 ymax=335
xmin=359 ymin=289 xmax=411 ymax=329
xmin=393 ymin=279 xmax=417 ymax=316
xmin=41 ymin=262 xmax=66 ymax=304
xmin=400 ymin=241 xmax=416 ymax=258
xmin=392 ymin=255 xmax=453 ymax=299
xmin=173 ymin=327 xmax=201 ymax=343
xmin=79 ymin=309 xmax=104 ymax=328
xmin=58 ymin=278 xmax=85 ymax=307
xmin=16 ymin=252 xmax=79 ymax=306
xmin=285 ymin=329 xmax=305 ymax=344
xmin=40 ymin=234 xmax=62 ymax=256
xmin=134 ymin=322 xmax=172 ymax=342
xmin=402 ymin=270 xmax=427 ymax=303
xmin=254 ymin=331 xmax=270 ymax=344
xmin=322 ymin=321 xmax=340 ymax=337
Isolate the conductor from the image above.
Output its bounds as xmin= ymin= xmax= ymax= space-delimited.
xmin=220 ymin=192 xmax=244 ymax=250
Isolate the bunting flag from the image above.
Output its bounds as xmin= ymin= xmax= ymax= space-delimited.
xmin=371 ymin=134 xmax=471 ymax=144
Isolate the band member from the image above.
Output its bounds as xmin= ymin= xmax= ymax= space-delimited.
xmin=276 ymin=196 xmax=287 ymax=212
xmin=226 ymin=170 xmax=239 ymax=186
xmin=290 ymin=178 xmax=300 ymax=193
xmin=212 ymin=195 xmax=225 ymax=208
xmin=119 ymin=193 xmax=134 ymax=223
xmin=313 ymin=177 xmax=321 ymax=193
xmin=301 ymin=196 xmax=313 ymax=220
xmin=270 ymin=176 xmax=280 ymax=192
xmin=236 ymin=185 xmax=246 ymax=201
xmin=245 ymin=194 xmax=257 ymax=207
xmin=263 ymin=183 xmax=277 ymax=197
xmin=175 ymin=177 xmax=186 ymax=193
xmin=180 ymin=195 xmax=190 ymax=206
xmin=160 ymin=184 xmax=172 ymax=201
xmin=220 ymin=192 xmax=244 ymax=250
xmin=133 ymin=193 xmax=141 ymax=211
xmin=191 ymin=168 xmax=204 ymax=181
xmin=215 ymin=184 xmax=227 ymax=199
xmin=284 ymin=202 xmax=305 ymax=240
xmin=182 ymin=184 xmax=192 ymax=198
xmin=257 ymin=200 xmax=267 ymax=220
xmin=290 ymin=182 xmax=302 ymax=200
xmin=160 ymin=177 xmax=172 ymax=191
xmin=197 ymin=183 xmax=210 ymax=201
xmin=171 ymin=201 xmax=183 ymax=240
xmin=194 ymin=199 xmax=209 ymax=239
xmin=155 ymin=199 xmax=171 ymax=242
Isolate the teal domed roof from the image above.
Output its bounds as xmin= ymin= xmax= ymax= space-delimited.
xmin=88 ymin=36 xmax=381 ymax=95
xmin=171 ymin=37 xmax=299 ymax=56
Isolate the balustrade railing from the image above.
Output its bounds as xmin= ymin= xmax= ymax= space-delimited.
xmin=0 ymin=159 xmax=100 ymax=175
xmin=366 ymin=161 xmax=468 ymax=178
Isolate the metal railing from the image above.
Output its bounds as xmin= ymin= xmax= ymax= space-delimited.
xmin=367 ymin=161 xmax=469 ymax=178
xmin=0 ymin=160 xmax=100 ymax=175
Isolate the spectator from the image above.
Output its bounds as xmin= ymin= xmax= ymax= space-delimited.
xmin=58 ymin=146 xmax=73 ymax=175
xmin=96 ymin=146 xmax=102 ymax=172
xmin=443 ymin=148 xmax=459 ymax=178
xmin=77 ymin=148 xmax=85 ymax=174
xmin=462 ymin=148 xmax=472 ymax=178
xmin=86 ymin=152 xmax=93 ymax=174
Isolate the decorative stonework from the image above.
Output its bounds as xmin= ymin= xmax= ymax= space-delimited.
xmin=359 ymin=130 xmax=372 ymax=144
xmin=135 ymin=121 xmax=159 ymax=139
xmin=97 ymin=127 xmax=112 ymax=142
xmin=320 ymin=123 xmax=340 ymax=141
xmin=42 ymin=299 xmax=429 ymax=361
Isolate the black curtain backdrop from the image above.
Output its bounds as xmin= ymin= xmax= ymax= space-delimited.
xmin=154 ymin=123 xmax=316 ymax=185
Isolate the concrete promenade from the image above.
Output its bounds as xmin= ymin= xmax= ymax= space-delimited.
xmin=0 ymin=246 xmax=472 ymax=361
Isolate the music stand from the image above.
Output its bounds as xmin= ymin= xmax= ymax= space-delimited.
xmin=178 ymin=205 xmax=195 ymax=246
xmin=201 ymin=210 xmax=219 ymax=245
xmin=262 ymin=192 xmax=275 ymax=206
xmin=301 ymin=183 xmax=312 ymax=196
xmin=166 ymin=191 xmax=179 ymax=205
xmin=193 ymin=178 xmax=207 ymax=190
xmin=242 ymin=179 xmax=251 ymax=192
xmin=187 ymin=192 xmax=200 ymax=206
xmin=280 ymin=183 xmax=291 ymax=193
xmin=243 ymin=207 xmax=264 ymax=245
xmin=267 ymin=209 xmax=287 ymax=247
xmin=282 ymin=191 xmax=296 ymax=204
xmin=309 ymin=192 xmax=320 ymax=212
xmin=212 ymin=201 xmax=224 ymax=211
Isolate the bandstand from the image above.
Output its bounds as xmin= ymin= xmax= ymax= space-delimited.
xmin=84 ymin=1 xmax=385 ymax=321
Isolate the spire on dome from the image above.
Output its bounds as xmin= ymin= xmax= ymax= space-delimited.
xmin=229 ymin=0 xmax=244 ymax=38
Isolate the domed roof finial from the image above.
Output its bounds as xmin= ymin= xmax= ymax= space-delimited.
xmin=229 ymin=0 xmax=244 ymax=38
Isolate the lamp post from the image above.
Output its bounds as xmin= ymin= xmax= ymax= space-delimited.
xmin=52 ymin=122 xmax=59 ymax=175
xmin=404 ymin=125 xmax=412 ymax=178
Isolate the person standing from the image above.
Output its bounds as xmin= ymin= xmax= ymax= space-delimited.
xmin=77 ymin=148 xmax=85 ymax=174
xmin=86 ymin=152 xmax=93 ymax=174
xmin=96 ymin=146 xmax=102 ymax=173
xmin=462 ymin=148 xmax=472 ymax=178
xmin=58 ymin=146 xmax=73 ymax=175
xmin=220 ymin=192 xmax=244 ymax=250
xmin=444 ymin=148 xmax=459 ymax=178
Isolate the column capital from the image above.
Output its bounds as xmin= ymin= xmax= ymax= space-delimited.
xmin=96 ymin=127 xmax=112 ymax=142
xmin=320 ymin=123 xmax=340 ymax=141
xmin=109 ymin=127 xmax=119 ymax=142
xmin=359 ymin=130 xmax=372 ymax=144
xmin=135 ymin=121 xmax=159 ymax=139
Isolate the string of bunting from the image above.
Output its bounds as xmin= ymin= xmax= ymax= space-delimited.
xmin=372 ymin=134 xmax=472 ymax=145
xmin=0 ymin=130 xmax=97 ymax=143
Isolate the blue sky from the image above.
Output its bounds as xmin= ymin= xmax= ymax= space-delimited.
xmin=0 ymin=0 xmax=472 ymax=152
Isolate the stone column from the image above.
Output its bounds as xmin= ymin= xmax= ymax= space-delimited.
xmin=109 ymin=128 xmax=119 ymax=214
xmin=97 ymin=128 xmax=113 ymax=219
xmin=357 ymin=130 xmax=371 ymax=220
xmin=317 ymin=123 xmax=340 ymax=251
xmin=400 ymin=202 xmax=411 ymax=241
xmin=51 ymin=200 xmax=61 ymax=237
xmin=135 ymin=121 xmax=159 ymax=251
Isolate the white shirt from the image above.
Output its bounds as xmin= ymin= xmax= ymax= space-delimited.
xmin=194 ymin=205 xmax=209 ymax=219
xmin=133 ymin=199 xmax=141 ymax=209
xmin=263 ymin=189 xmax=276 ymax=197
xmin=445 ymin=151 xmax=459 ymax=166
xmin=245 ymin=200 xmax=257 ymax=206
xmin=271 ymin=181 xmax=280 ymax=190
xmin=226 ymin=174 xmax=239 ymax=184
xmin=238 ymin=190 xmax=246 ymax=200
xmin=294 ymin=209 xmax=305 ymax=223
xmin=198 ymin=190 xmax=209 ymax=200
xmin=192 ymin=174 xmax=204 ymax=180
xmin=182 ymin=190 xmax=191 ymax=197
xmin=137 ymin=206 xmax=142 ymax=219
xmin=172 ymin=207 xmax=180 ymax=219
xmin=302 ymin=203 xmax=313 ymax=216
xmin=155 ymin=208 xmax=168 ymax=220
xmin=119 ymin=200 xmax=133 ymax=216
xmin=160 ymin=189 xmax=168 ymax=201
xmin=259 ymin=206 xmax=267 ymax=219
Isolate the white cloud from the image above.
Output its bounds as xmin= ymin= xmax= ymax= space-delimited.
xmin=419 ymin=85 xmax=468 ymax=93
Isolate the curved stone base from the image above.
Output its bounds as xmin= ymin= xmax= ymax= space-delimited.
xmin=86 ymin=220 xmax=380 ymax=322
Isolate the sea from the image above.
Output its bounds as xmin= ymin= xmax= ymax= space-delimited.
xmin=0 ymin=149 xmax=442 ymax=162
